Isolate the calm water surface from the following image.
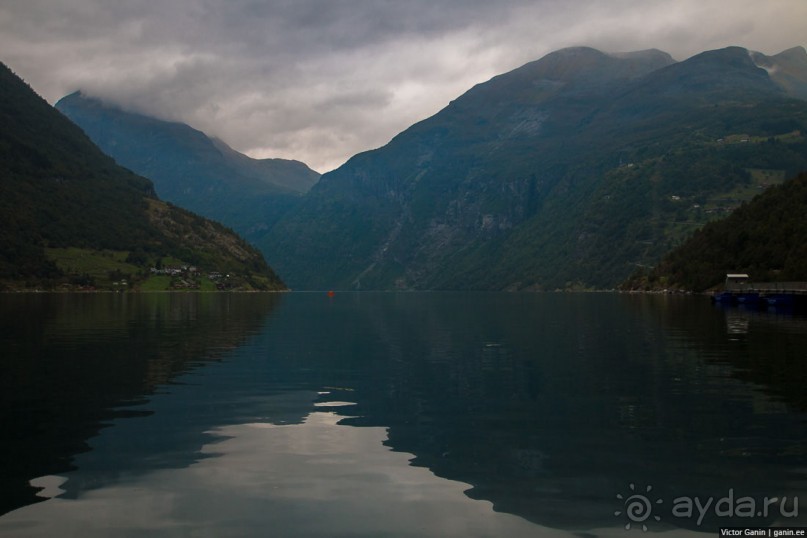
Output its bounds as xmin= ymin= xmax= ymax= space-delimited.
xmin=0 ymin=292 xmax=806 ymax=537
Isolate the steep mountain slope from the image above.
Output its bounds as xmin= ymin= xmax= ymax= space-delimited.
xmin=624 ymin=172 xmax=807 ymax=291
xmin=55 ymin=93 xmax=320 ymax=245
xmin=0 ymin=62 xmax=285 ymax=291
xmin=263 ymin=46 xmax=807 ymax=290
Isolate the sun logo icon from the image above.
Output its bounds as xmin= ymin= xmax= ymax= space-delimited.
xmin=614 ymin=483 xmax=663 ymax=531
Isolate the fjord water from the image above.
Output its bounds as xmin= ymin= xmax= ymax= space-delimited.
xmin=0 ymin=293 xmax=805 ymax=536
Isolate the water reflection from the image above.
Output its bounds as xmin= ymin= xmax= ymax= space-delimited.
xmin=2 ymin=406 xmax=565 ymax=538
xmin=258 ymin=293 xmax=807 ymax=531
xmin=0 ymin=293 xmax=280 ymax=515
xmin=0 ymin=292 xmax=805 ymax=535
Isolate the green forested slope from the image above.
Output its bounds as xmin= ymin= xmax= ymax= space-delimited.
xmin=0 ymin=62 xmax=285 ymax=291
xmin=624 ymin=172 xmax=807 ymax=292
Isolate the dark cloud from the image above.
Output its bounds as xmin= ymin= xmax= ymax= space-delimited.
xmin=1 ymin=0 xmax=805 ymax=172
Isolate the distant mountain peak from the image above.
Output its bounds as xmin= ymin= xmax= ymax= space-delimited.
xmin=56 ymin=92 xmax=321 ymax=258
xmin=522 ymin=46 xmax=614 ymax=81
xmin=60 ymin=90 xmax=125 ymax=114
xmin=456 ymin=45 xmax=675 ymax=110
xmin=529 ymin=46 xmax=676 ymax=81
xmin=547 ymin=46 xmax=608 ymax=58
xmin=689 ymin=45 xmax=757 ymax=65
xmin=56 ymin=92 xmax=320 ymax=197
xmin=750 ymin=46 xmax=807 ymax=100
xmin=617 ymin=44 xmax=788 ymax=104
xmin=774 ymin=46 xmax=807 ymax=62
xmin=610 ymin=48 xmax=676 ymax=64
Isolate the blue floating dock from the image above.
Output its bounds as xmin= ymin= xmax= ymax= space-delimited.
xmin=711 ymin=274 xmax=807 ymax=311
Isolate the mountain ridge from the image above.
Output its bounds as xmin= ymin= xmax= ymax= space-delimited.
xmin=55 ymin=92 xmax=320 ymax=249
xmin=261 ymin=45 xmax=807 ymax=290
xmin=56 ymin=91 xmax=320 ymax=194
xmin=751 ymin=46 xmax=807 ymax=100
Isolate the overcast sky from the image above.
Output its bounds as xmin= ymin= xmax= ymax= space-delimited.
xmin=1 ymin=0 xmax=805 ymax=173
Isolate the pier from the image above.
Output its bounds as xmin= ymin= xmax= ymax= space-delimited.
xmin=713 ymin=274 xmax=807 ymax=308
